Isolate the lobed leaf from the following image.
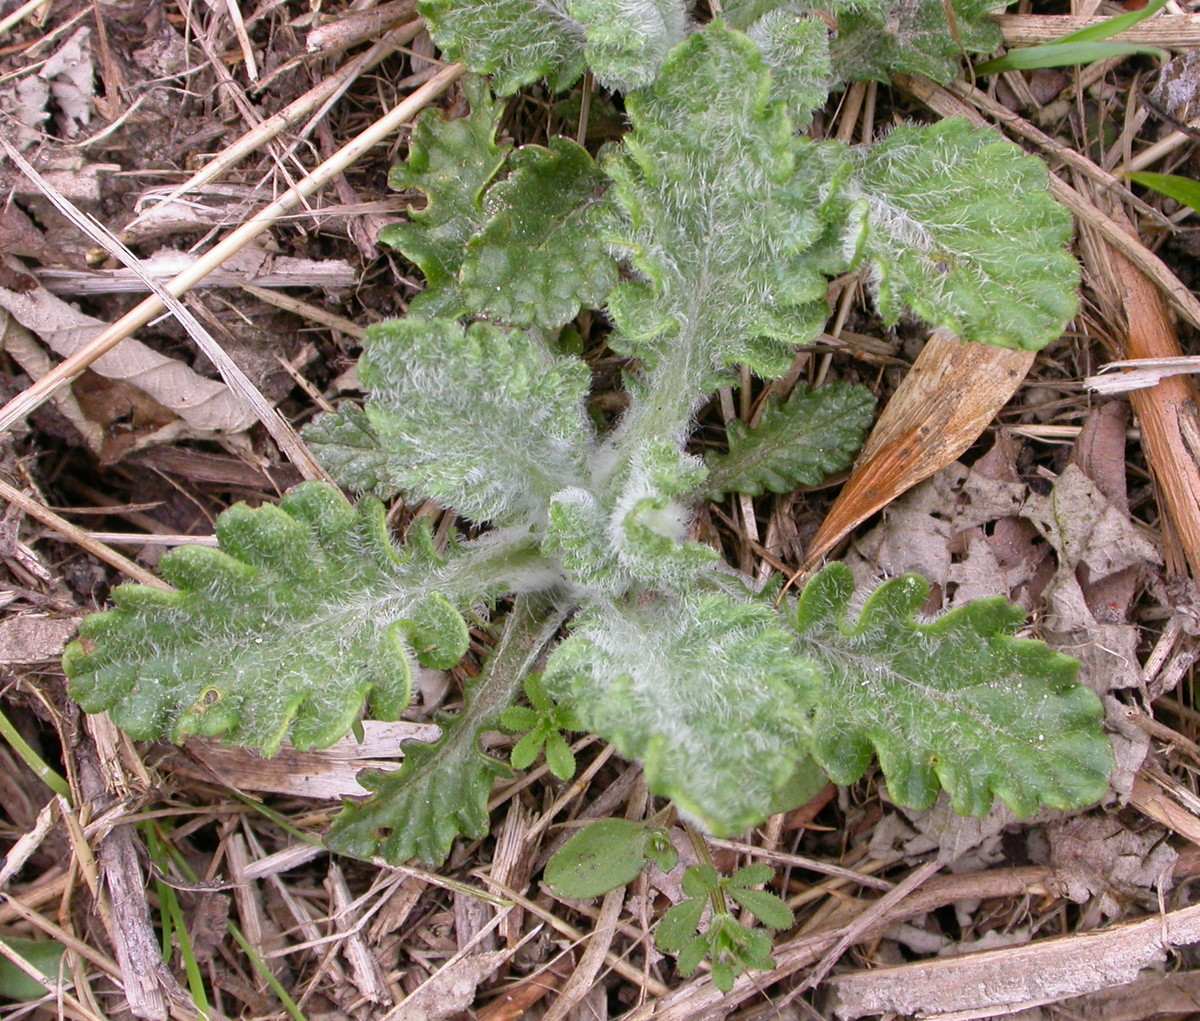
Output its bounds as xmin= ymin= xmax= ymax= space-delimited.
xmin=327 ymin=718 xmax=507 ymax=866
xmin=744 ymin=11 xmax=833 ymax=125
xmin=419 ymin=0 xmax=687 ymax=94
xmin=419 ymin=0 xmax=586 ymax=96
xmin=543 ymin=588 xmax=822 ymax=835
xmin=378 ymin=78 xmax=509 ymax=318
xmin=329 ymin=596 xmax=566 ymax=865
xmin=65 ymin=483 xmax=473 ymax=755
xmin=461 ymin=137 xmax=618 ymax=328
xmin=827 ymin=0 xmax=1007 ymax=84
xmin=303 ymin=404 xmax=395 ymax=500
xmin=602 ymin=21 xmax=854 ymax=381
xmin=849 ymin=118 xmax=1080 ymax=350
xmin=567 ymin=0 xmax=689 ymax=91
xmin=791 ymin=564 xmax=1114 ymax=817
xmin=349 ymin=318 xmax=595 ymax=524
xmin=705 ymin=382 xmax=875 ymax=497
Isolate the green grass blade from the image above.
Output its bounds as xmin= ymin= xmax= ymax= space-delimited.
xmin=145 ymin=824 xmax=211 ymax=1016
xmin=975 ymin=40 xmax=1166 ymax=75
xmin=1058 ymin=0 xmax=1170 ymax=43
xmin=1128 ymin=172 xmax=1200 ymax=213
xmin=0 ymin=706 xmax=70 ymax=800
xmin=229 ymin=924 xmax=308 ymax=1021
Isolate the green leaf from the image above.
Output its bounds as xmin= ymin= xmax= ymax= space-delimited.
xmin=329 ymin=718 xmax=506 ymax=866
xmin=1056 ymin=0 xmax=1169 ymax=42
xmin=419 ymin=0 xmax=688 ymax=94
xmin=725 ymin=886 xmax=793 ymax=931
xmin=725 ymin=864 xmax=774 ymax=888
xmin=791 ymin=564 xmax=1115 ymax=817
xmin=849 ymin=118 xmax=1080 ymax=350
xmin=975 ymin=40 xmax=1166 ymax=75
xmin=500 ymin=705 xmax=540 ymax=731
xmin=379 ymin=77 xmax=509 ymax=318
xmin=683 ymin=863 xmax=721 ymax=897
xmin=509 ymin=730 xmax=544 ymax=771
xmin=329 ymin=597 xmax=565 ymax=865
xmin=648 ymin=829 xmax=679 ymax=872
xmin=0 ymin=937 xmax=64 ymax=1001
xmin=303 ymin=404 xmax=395 ymax=500
xmin=546 ymin=488 xmax=626 ymax=597
xmin=544 ymin=818 xmax=656 ymax=899
xmin=419 ymin=0 xmax=587 ymax=96
xmin=675 ymin=935 xmax=710 ymax=978
xmin=828 ymin=0 xmax=1006 ymax=84
xmin=65 ymin=484 xmax=476 ymax=755
xmin=461 ymin=137 xmax=618 ymax=328
xmin=402 ymin=592 xmax=471 ymax=669
xmin=611 ymin=442 xmax=720 ymax=589
xmin=704 ymin=382 xmax=875 ymax=497
xmin=355 ymin=318 xmax=594 ymax=524
xmin=745 ymin=12 xmax=832 ymax=125
xmin=975 ymin=0 xmax=1171 ymax=74
xmin=543 ymin=588 xmax=821 ymax=835
xmin=501 ymin=675 xmax=580 ymax=778
xmin=1128 ymin=171 xmax=1200 ymax=214
xmin=544 ymin=730 xmax=577 ymax=779
xmin=603 ymin=21 xmax=853 ymax=381
xmin=567 ymin=0 xmax=689 ymax=91
xmin=655 ymin=897 xmax=707 ymax=953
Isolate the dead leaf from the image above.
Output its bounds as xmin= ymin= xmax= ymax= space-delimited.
xmin=186 ymin=720 xmax=439 ymax=799
xmin=387 ymin=949 xmax=518 ymax=1021
xmin=0 ymin=614 xmax=80 ymax=664
xmin=0 ymin=260 xmax=256 ymax=435
xmin=1048 ymin=816 xmax=1176 ymax=918
xmin=1025 ymin=464 xmax=1160 ymax=693
xmin=39 ymin=27 xmax=94 ymax=138
xmin=806 ymin=330 xmax=1035 ymax=568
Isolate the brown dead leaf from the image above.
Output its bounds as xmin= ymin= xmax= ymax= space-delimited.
xmin=1026 ymin=464 xmax=1160 ymax=693
xmin=0 ymin=614 xmax=80 ymax=664
xmin=388 ymin=948 xmax=519 ymax=1021
xmin=185 ymin=720 xmax=439 ymax=799
xmin=1048 ymin=816 xmax=1176 ymax=919
xmin=0 ymin=261 xmax=256 ymax=435
xmin=843 ymin=445 xmax=1048 ymax=612
xmin=806 ymin=330 xmax=1035 ymax=569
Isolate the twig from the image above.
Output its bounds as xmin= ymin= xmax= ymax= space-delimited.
xmin=0 ymin=477 xmax=172 ymax=590
xmin=0 ymin=61 xmax=466 ymax=435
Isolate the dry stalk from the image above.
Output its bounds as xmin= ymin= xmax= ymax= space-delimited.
xmin=0 ymin=61 xmax=466 ymax=435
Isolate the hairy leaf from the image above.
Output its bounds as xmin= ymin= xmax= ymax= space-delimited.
xmin=329 ymin=597 xmax=565 ymax=865
xmin=744 ymin=11 xmax=832 ymax=124
xmin=567 ymin=0 xmax=689 ymax=91
xmin=791 ymin=564 xmax=1114 ymax=817
xmin=610 ymin=442 xmax=720 ymax=588
xmin=543 ymin=589 xmax=822 ymax=834
xmin=705 ymin=382 xmax=875 ymax=497
xmin=828 ymin=0 xmax=1006 ymax=84
xmin=64 ymin=484 xmax=474 ymax=754
xmin=545 ymin=488 xmax=626 ymax=597
xmin=419 ymin=0 xmax=687 ymax=94
xmin=379 ymin=78 xmax=509 ymax=318
xmin=603 ymin=22 xmax=853 ymax=382
xmin=353 ymin=318 xmax=594 ymax=524
xmin=419 ymin=0 xmax=586 ymax=95
xmin=328 ymin=716 xmax=505 ymax=866
xmin=461 ymin=138 xmax=618 ymax=328
xmin=304 ymin=404 xmax=394 ymax=500
xmin=849 ymin=118 xmax=1080 ymax=350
